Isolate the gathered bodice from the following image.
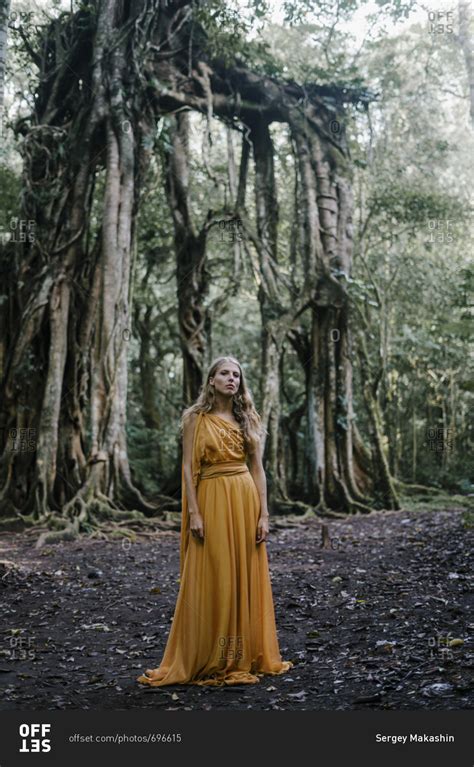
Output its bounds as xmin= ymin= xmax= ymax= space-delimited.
xmin=188 ymin=412 xmax=247 ymax=488
xmin=194 ymin=413 xmax=246 ymax=479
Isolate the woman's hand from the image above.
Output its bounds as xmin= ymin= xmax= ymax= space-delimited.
xmin=189 ymin=511 xmax=204 ymax=541
xmin=256 ymin=514 xmax=269 ymax=544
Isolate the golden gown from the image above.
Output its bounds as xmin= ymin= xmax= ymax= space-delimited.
xmin=137 ymin=411 xmax=293 ymax=686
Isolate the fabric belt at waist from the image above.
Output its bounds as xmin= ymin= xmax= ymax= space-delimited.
xmin=199 ymin=461 xmax=249 ymax=480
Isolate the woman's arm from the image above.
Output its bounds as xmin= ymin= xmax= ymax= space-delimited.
xmin=248 ymin=437 xmax=269 ymax=519
xmin=182 ymin=413 xmax=204 ymax=539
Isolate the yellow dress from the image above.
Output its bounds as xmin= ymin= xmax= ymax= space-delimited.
xmin=137 ymin=411 xmax=293 ymax=686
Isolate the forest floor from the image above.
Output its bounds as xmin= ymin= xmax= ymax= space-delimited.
xmin=0 ymin=503 xmax=472 ymax=711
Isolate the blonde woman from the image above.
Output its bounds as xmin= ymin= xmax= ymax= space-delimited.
xmin=137 ymin=356 xmax=293 ymax=686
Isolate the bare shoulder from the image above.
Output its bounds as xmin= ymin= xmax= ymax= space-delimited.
xmin=182 ymin=412 xmax=199 ymax=467
xmin=182 ymin=411 xmax=198 ymax=438
xmin=183 ymin=411 xmax=198 ymax=427
xmin=247 ymin=434 xmax=263 ymax=467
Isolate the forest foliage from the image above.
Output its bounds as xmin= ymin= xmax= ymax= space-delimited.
xmin=0 ymin=0 xmax=472 ymax=510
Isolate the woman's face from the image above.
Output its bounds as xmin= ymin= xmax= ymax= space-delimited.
xmin=210 ymin=363 xmax=241 ymax=396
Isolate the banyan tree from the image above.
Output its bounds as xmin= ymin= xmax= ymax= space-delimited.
xmin=0 ymin=0 xmax=399 ymax=540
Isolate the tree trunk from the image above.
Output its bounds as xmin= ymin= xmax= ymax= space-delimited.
xmin=288 ymin=114 xmax=372 ymax=512
xmin=357 ymin=331 xmax=400 ymax=509
xmin=248 ymin=117 xmax=288 ymax=506
xmin=458 ymin=0 xmax=474 ymax=127
xmin=0 ymin=0 xmax=11 ymax=125
xmin=164 ymin=112 xmax=210 ymax=406
xmin=0 ymin=0 xmax=157 ymax=523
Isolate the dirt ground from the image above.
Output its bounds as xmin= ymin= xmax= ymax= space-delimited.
xmin=0 ymin=506 xmax=472 ymax=711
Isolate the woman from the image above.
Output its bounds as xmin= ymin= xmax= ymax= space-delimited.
xmin=137 ymin=356 xmax=293 ymax=686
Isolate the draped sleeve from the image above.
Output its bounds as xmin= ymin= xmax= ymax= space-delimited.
xmin=179 ymin=411 xmax=204 ymax=579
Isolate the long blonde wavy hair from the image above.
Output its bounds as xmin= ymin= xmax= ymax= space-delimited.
xmin=180 ymin=356 xmax=266 ymax=456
